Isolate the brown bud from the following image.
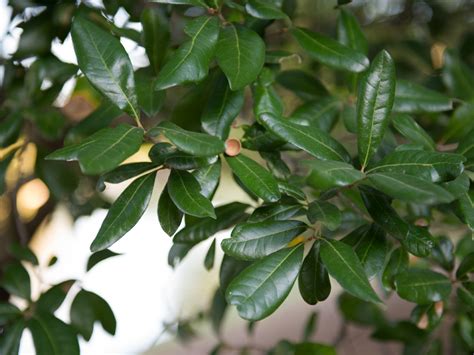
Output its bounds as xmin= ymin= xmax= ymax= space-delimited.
xmin=434 ymin=301 xmax=444 ymax=317
xmin=417 ymin=313 xmax=429 ymax=329
xmin=225 ymin=139 xmax=241 ymax=156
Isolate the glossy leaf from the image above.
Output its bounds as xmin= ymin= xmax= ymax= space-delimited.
xmin=87 ymin=249 xmax=121 ymax=271
xmin=259 ymin=113 xmax=351 ymax=162
xmin=158 ymin=188 xmax=183 ymax=236
xmin=392 ymin=114 xmax=435 ymax=151
xmin=204 ymin=239 xmax=216 ymax=270
xmin=215 ymin=25 xmax=265 ymax=90
xmin=393 ymin=80 xmax=452 ymax=113
xmin=149 ymin=121 xmax=225 ymax=156
xmin=276 ymin=70 xmax=328 ymax=100
xmin=382 ymin=247 xmax=409 ymax=290
xmin=226 ymin=245 xmax=304 ymax=321
xmin=248 ymin=203 xmax=304 ymax=223
xmin=290 ymin=97 xmax=341 ymax=133
xmin=367 ymin=172 xmax=454 ymax=204
xmin=98 ymin=162 xmax=158 ymax=190
xmin=357 ymin=50 xmax=396 ymax=170
xmin=141 ymin=7 xmax=169 ymax=73
xmin=291 ymin=27 xmax=369 ymax=73
xmin=320 ymin=238 xmax=381 ymax=303
xmin=337 ymin=9 xmax=368 ymax=54
xmin=305 ymin=160 xmax=365 ymax=190
xmin=192 ymin=159 xmax=221 ymax=199
xmin=71 ymin=17 xmax=139 ymax=118
xmin=1 ymin=262 xmax=30 ymax=300
xmin=245 ymin=0 xmax=288 ymax=20
xmin=155 ymin=16 xmax=219 ymax=90
xmin=253 ymin=80 xmax=284 ymax=118
xmin=221 ymin=220 xmax=307 ymax=260
xmin=136 ymin=70 xmax=165 ymax=117
xmin=90 ymin=172 xmax=156 ymax=252
xmin=298 ymin=241 xmax=331 ymax=304
xmin=167 ymin=170 xmax=216 ymax=218
xmin=394 ymin=269 xmax=452 ymax=304
xmin=201 ymin=74 xmax=245 ymax=139
xmin=307 ymin=200 xmax=341 ymax=231
xmin=29 ymin=312 xmax=80 ymax=355
xmin=226 ymin=154 xmax=281 ymax=203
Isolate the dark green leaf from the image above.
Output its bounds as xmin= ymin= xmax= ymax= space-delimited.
xmin=153 ymin=0 xmax=208 ymax=6
xmin=382 ymin=247 xmax=409 ymax=290
xmin=220 ymin=254 xmax=251 ymax=292
xmin=457 ymin=252 xmax=474 ymax=279
xmin=342 ymin=224 xmax=387 ymax=279
xmin=260 ymin=151 xmax=291 ymax=180
xmin=141 ymin=7 xmax=170 ymax=73
xmin=226 ymin=154 xmax=281 ymax=203
xmin=201 ymin=74 xmax=245 ymax=139
xmin=307 ymin=200 xmax=341 ymax=231
xmin=457 ymin=128 xmax=474 ymax=169
xmin=294 ymin=342 xmax=336 ymax=355
xmin=290 ymin=97 xmax=341 ymax=133
xmin=71 ymin=17 xmax=139 ymax=118
xmin=0 ymin=319 xmax=25 ymax=355
xmin=8 ymin=243 xmax=38 ymax=265
xmin=155 ymin=16 xmax=219 ymax=90
xmin=36 ymin=280 xmax=75 ymax=313
xmin=248 ymin=203 xmax=304 ymax=223
xmin=90 ymin=172 xmax=156 ymax=252
xmin=253 ymin=80 xmax=284 ymax=118
xmin=0 ymin=113 xmax=22 ymax=148
xmin=302 ymin=312 xmax=318 ymax=341
xmin=167 ymin=170 xmax=216 ymax=218
xmin=245 ymin=0 xmax=288 ymax=20
xmin=87 ymin=249 xmax=121 ymax=272
xmin=149 ymin=121 xmax=225 ymax=156
xmin=458 ymin=282 xmax=474 ymax=310
xmin=394 ymin=268 xmax=452 ymax=304
xmin=204 ymin=239 xmax=216 ymax=270
xmin=305 ymin=159 xmax=365 ymax=190
xmin=276 ymin=70 xmax=328 ymax=100
xmin=29 ymin=312 xmax=80 ymax=355
xmin=357 ymin=50 xmax=396 ymax=170
xmin=431 ymin=236 xmax=454 ymax=271
xmin=442 ymin=49 xmax=474 ymax=101
xmin=211 ymin=289 xmax=227 ymax=334
xmin=0 ymin=303 xmax=21 ymax=326
xmin=226 ymin=245 xmax=304 ymax=321
xmin=98 ymin=162 xmax=158 ymax=191
xmin=337 ymin=9 xmax=367 ymax=54
xmin=338 ymin=293 xmax=385 ymax=326
xmin=393 ymin=80 xmax=452 ymax=113
xmin=291 ymin=27 xmax=369 ymax=73
xmin=216 ymin=25 xmax=265 ymax=90
xmin=366 ymin=172 xmax=454 ymax=204
xmin=278 ymin=181 xmax=306 ymax=201
xmin=259 ymin=113 xmax=351 ymax=162
xmin=158 ymin=187 xmax=183 ymax=237
xmin=1 ymin=262 xmax=30 ymax=300
xmin=192 ymin=158 xmax=221 ymax=199
xmin=136 ymin=70 xmax=165 ymax=117
xmin=320 ymin=238 xmax=381 ymax=303
xmin=298 ymin=241 xmax=331 ymax=305
xmin=168 ymin=243 xmax=194 ymax=268
xmin=173 ymin=202 xmax=248 ymax=243
xmin=221 ymin=220 xmax=307 ymax=260
xmin=392 ymin=114 xmax=436 ymax=151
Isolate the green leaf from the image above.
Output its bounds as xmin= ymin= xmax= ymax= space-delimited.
xmin=98 ymin=162 xmax=158 ymax=191
xmin=337 ymin=9 xmax=368 ymax=54
xmin=307 ymin=200 xmax=341 ymax=231
xmin=0 ymin=113 xmax=22 ymax=148
xmin=290 ymin=97 xmax=341 ymax=133
xmin=155 ymin=16 xmax=219 ymax=90
xmin=204 ymin=239 xmax=216 ymax=270
xmin=149 ymin=121 xmax=225 ymax=156
xmin=276 ymin=70 xmax=328 ymax=101
xmin=222 ymin=220 xmax=307 ymax=260
xmin=366 ymin=172 xmax=454 ymax=204
xmin=87 ymin=249 xmax=121 ymax=272
xmin=291 ymin=27 xmax=369 ymax=73
xmin=141 ymin=7 xmax=170 ymax=73
xmin=338 ymin=293 xmax=385 ymax=326
xmin=90 ymin=172 xmax=156 ymax=252
xmin=458 ymin=283 xmax=474 ymax=310
xmin=173 ymin=202 xmax=248 ymax=243
xmin=442 ymin=49 xmax=474 ymax=101
xmin=226 ymin=154 xmax=281 ymax=203
xmin=136 ymin=70 xmax=165 ymax=117
xmin=152 ymin=0 xmax=208 ymax=6
xmin=8 ymin=243 xmax=38 ymax=265
xmin=29 ymin=312 xmax=80 ymax=355
xmin=167 ymin=170 xmax=216 ymax=218
xmin=253 ymin=80 xmax=284 ymax=118
xmin=201 ymin=73 xmax=245 ymax=139
xmin=320 ymin=238 xmax=381 ymax=303
xmin=360 ymin=186 xmax=434 ymax=256
xmin=226 ymin=245 xmax=304 ymax=321
xmin=47 ymin=124 xmax=144 ymax=175
xmin=168 ymin=243 xmax=194 ymax=268
xmin=457 ymin=128 xmax=474 ymax=169
xmin=393 ymin=80 xmax=452 ymax=113
xmin=294 ymin=343 xmax=336 ymax=355
xmin=71 ymin=17 xmax=139 ymax=118
xmin=392 ymin=114 xmax=436 ymax=151
xmin=302 ymin=312 xmax=318 ymax=341
xmin=245 ymin=0 xmax=288 ymax=20
xmin=36 ymin=280 xmax=74 ymax=313
xmin=215 ymin=25 xmax=265 ymax=90
xmin=248 ymin=203 xmax=304 ymax=223
xmin=382 ymin=247 xmax=409 ymax=290
xmin=394 ymin=269 xmax=452 ymax=304
xmin=192 ymin=159 xmax=221 ymax=199
xmin=306 ymin=159 xmax=365 ymax=190
xmin=367 ymin=150 xmax=465 ymax=183
xmin=0 ymin=303 xmax=21 ymax=325
xmin=278 ymin=181 xmax=306 ymax=201
xmin=357 ymin=50 xmax=396 ymax=170
xmin=1 ymin=262 xmax=30 ymax=300
xmin=70 ymin=289 xmax=116 ymax=340
xmin=220 ymin=254 xmax=251 ymax=292
xmin=260 ymin=151 xmax=291 ymax=180
xmin=298 ymin=241 xmax=331 ymax=305
xmin=342 ymin=224 xmax=387 ymax=279
xmin=0 ymin=319 xmax=25 ymax=355
xmin=158 ymin=188 xmax=183 ymax=236
xmin=431 ymin=236 xmax=455 ymax=271
xmin=457 ymin=252 xmax=474 ymax=279
xmin=259 ymin=113 xmax=351 ymax=162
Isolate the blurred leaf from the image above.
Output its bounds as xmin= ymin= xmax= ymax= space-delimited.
xmin=248 ymin=203 xmax=304 ymax=223
xmin=141 ymin=7 xmax=170 ymax=73
xmin=276 ymin=70 xmax=328 ymax=100
xmin=36 ymin=280 xmax=75 ymax=313
xmin=0 ymin=303 xmax=21 ymax=326
xmin=395 ymin=269 xmax=451 ymax=304
xmin=8 ymin=244 xmax=38 ymax=265
xmin=136 ymin=70 xmax=165 ymax=117
xmin=158 ymin=187 xmax=183 ymax=236
xmin=307 ymin=200 xmax=341 ymax=231
xmin=338 ymin=292 xmax=385 ymax=326
xmin=392 ymin=115 xmax=436 ymax=151
xmin=0 ymin=319 xmax=25 ymax=355
xmin=87 ymin=249 xmax=121 ymax=272
xmin=1 ymin=262 xmax=30 ymax=300
xmin=290 ymin=97 xmax=341 ymax=133
xmin=393 ymin=80 xmax=452 ymax=113
xmin=204 ymin=239 xmax=216 ymax=270
xmin=337 ymin=9 xmax=367 ymax=54
xmin=302 ymin=312 xmax=318 ymax=341
xmin=457 ymin=252 xmax=474 ymax=279
xmin=382 ymin=247 xmax=409 ymax=290
xmin=442 ymin=49 xmax=474 ymax=101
